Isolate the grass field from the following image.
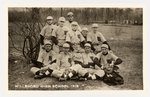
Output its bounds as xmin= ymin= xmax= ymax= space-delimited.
xmin=8 ymin=24 xmax=143 ymax=90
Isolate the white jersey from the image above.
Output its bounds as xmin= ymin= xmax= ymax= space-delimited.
xmin=82 ymin=52 xmax=96 ymax=65
xmin=66 ymin=30 xmax=85 ymax=44
xmin=72 ymin=52 xmax=84 ymax=63
xmin=72 ymin=52 xmax=96 ymax=65
xmin=96 ymin=51 xmax=118 ymax=67
xmin=52 ymin=26 xmax=68 ymax=40
xmin=56 ymin=52 xmax=73 ymax=69
xmin=37 ymin=50 xmax=57 ymax=66
xmin=52 ymin=26 xmax=68 ymax=46
xmin=40 ymin=24 xmax=57 ymax=40
xmin=87 ymin=31 xmax=106 ymax=44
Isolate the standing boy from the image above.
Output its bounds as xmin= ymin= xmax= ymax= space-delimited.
xmin=87 ymin=23 xmax=110 ymax=53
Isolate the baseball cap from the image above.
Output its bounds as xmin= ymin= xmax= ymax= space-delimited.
xmin=63 ymin=43 xmax=70 ymax=48
xmin=46 ymin=16 xmax=53 ymax=20
xmin=101 ymin=44 xmax=109 ymax=49
xmin=71 ymin=21 xmax=78 ymax=26
xmin=44 ymin=40 xmax=52 ymax=45
xmin=82 ymin=27 xmax=88 ymax=31
xmin=59 ymin=17 xmax=66 ymax=22
xmin=84 ymin=43 xmax=91 ymax=47
xmin=67 ymin=12 xmax=74 ymax=16
xmin=92 ymin=23 xmax=98 ymax=28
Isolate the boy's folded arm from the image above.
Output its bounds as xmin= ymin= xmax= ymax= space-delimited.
xmin=114 ymin=58 xmax=123 ymax=65
xmin=93 ymin=58 xmax=102 ymax=67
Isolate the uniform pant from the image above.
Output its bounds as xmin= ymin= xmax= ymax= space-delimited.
xmin=70 ymin=64 xmax=105 ymax=78
xmin=51 ymin=69 xmax=65 ymax=78
xmin=30 ymin=67 xmax=41 ymax=75
xmin=48 ymin=64 xmax=85 ymax=78
xmin=46 ymin=63 xmax=71 ymax=78
xmin=30 ymin=63 xmax=57 ymax=75
xmin=86 ymin=68 xmax=105 ymax=77
xmin=70 ymin=64 xmax=87 ymax=76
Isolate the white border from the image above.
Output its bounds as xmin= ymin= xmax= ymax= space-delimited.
xmin=0 ymin=0 xmax=149 ymax=97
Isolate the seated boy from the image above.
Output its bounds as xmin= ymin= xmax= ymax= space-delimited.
xmin=30 ymin=40 xmax=56 ymax=79
xmin=95 ymin=44 xmax=124 ymax=85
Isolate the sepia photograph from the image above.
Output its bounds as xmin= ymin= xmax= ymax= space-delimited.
xmin=8 ymin=7 xmax=143 ymax=90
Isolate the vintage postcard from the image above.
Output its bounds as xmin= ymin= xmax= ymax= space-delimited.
xmin=8 ymin=7 xmax=143 ymax=90
xmin=1 ymin=0 xmax=150 ymax=97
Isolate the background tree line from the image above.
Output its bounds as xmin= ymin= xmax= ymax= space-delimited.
xmin=8 ymin=8 xmax=143 ymax=25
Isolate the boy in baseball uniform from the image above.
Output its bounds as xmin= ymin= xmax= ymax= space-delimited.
xmin=48 ymin=43 xmax=75 ymax=81
xmin=40 ymin=16 xmax=56 ymax=44
xmin=95 ymin=44 xmax=124 ymax=85
xmin=66 ymin=21 xmax=85 ymax=52
xmin=80 ymin=43 xmax=105 ymax=80
xmin=65 ymin=12 xmax=81 ymax=32
xmin=51 ymin=43 xmax=88 ymax=81
xmin=81 ymin=27 xmax=89 ymax=41
xmin=52 ymin=17 xmax=69 ymax=53
xmin=30 ymin=40 xmax=56 ymax=79
xmin=87 ymin=23 xmax=111 ymax=53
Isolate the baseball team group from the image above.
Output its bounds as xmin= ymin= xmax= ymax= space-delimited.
xmin=30 ymin=12 xmax=124 ymax=85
